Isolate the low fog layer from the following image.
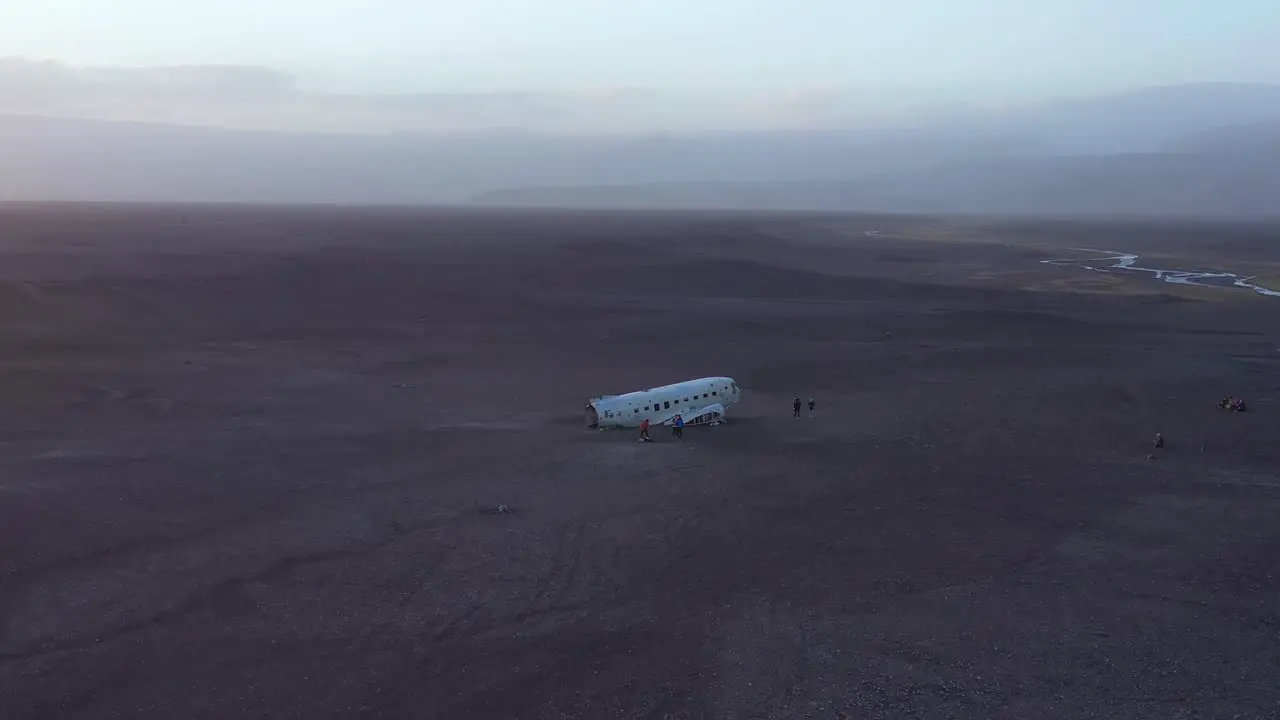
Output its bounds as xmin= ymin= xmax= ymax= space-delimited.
xmin=3 ymin=59 xmax=1280 ymax=216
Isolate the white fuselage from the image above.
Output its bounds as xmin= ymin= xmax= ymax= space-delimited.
xmin=587 ymin=376 xmax=740 ymax=429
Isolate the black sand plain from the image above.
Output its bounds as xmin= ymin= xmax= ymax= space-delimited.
xmin=1 ymin=205 xmax=1278 ymax=719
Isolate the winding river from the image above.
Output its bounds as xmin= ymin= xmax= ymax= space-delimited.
xmin=1039 ymin=248 xmax=1280 ymax=298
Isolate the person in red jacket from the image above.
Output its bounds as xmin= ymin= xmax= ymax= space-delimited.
xmin=639 ymin=417 xmax=652 ymax=442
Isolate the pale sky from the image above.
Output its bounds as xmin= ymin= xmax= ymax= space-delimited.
xmin=2 ymin=1 xmax=1279 ymax=134
xmin=3 ymin=0 xmax=1278 ymax=95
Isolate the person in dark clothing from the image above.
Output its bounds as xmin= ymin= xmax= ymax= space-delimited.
xmin=1153 ymin=432 xmax=1164 ymax=449
xmin=807 ymin=397 xmax=816 ymax=418
xmin=793 ymin=397 xmax=802 ymax=418
xmin=672 ymin=414 xmax=684 ymax=440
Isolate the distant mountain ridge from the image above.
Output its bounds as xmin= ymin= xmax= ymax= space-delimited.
xmin=470 ymin=150 xmax=1280 ymax=217
xmin=1164 ymin=120 xmax=1280 ymax=154
xmin=3 ymin=82 xmax=1280 ymax=215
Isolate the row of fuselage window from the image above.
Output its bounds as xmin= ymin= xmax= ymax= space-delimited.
xmin=635 ymin=390 xmax=719 ymax=414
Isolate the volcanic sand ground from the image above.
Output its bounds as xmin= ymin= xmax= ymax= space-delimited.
xmin=1 ymin=206 xmax=1278 ymax=719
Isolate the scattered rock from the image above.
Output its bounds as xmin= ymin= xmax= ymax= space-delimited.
xmin=479 ymin=503 xmax=516 ymax=515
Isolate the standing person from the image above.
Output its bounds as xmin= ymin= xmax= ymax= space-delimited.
xmin=639 ymin=417 xmax=652 ymax=442
xmin=672 ymin=414 xmax=684 ymax=440
xmin=793 ymin=397 xmax=802 ymax=418
xmin=808 ymin=397 xmax=816 ymax=419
